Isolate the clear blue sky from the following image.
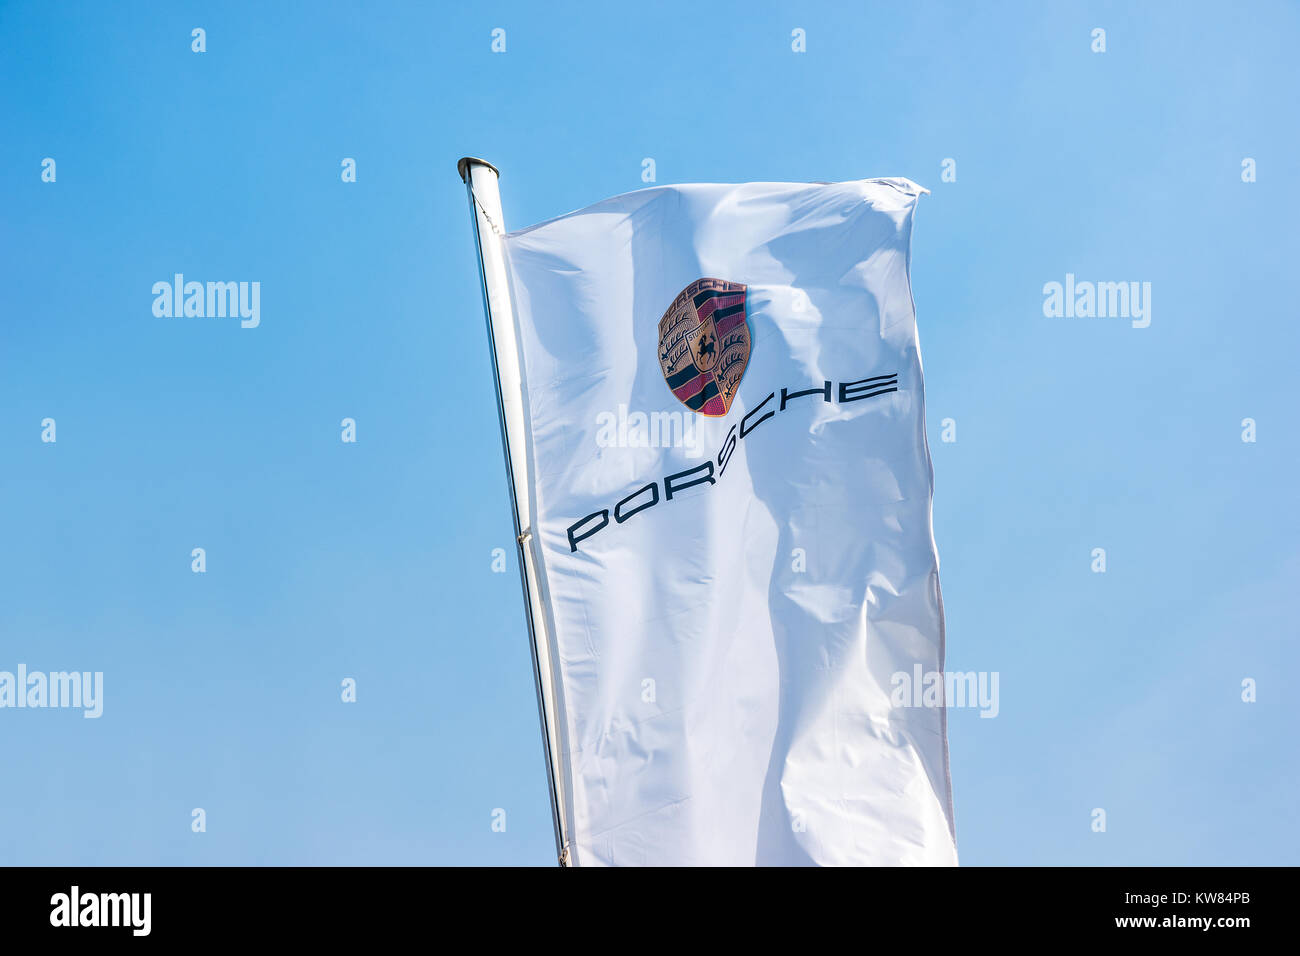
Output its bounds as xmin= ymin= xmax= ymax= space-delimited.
xmin=2 ymin=0 xmax=1296 ymax=865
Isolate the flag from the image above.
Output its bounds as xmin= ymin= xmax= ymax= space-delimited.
xmin=502 ymin=177 xmax=955 ymax=866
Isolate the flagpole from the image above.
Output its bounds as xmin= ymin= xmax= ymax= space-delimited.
xmin=457 ymin=157 xmax=571 ymax=866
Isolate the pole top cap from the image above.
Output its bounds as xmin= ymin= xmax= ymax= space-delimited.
xmin=457 ymin=156 xmax=500 ymax=183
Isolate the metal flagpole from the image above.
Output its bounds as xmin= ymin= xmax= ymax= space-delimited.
xmin=457 ymin=157 xmax=571 ymax=866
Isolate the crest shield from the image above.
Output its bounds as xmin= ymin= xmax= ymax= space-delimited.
xmin=657 ymin=278 xmax=750 ymax=417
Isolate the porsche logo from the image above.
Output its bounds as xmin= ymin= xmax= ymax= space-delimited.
xmin=657 ymin=278 xmax=750 ymax=417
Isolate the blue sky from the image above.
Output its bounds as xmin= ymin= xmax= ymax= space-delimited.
xmin=1 ymin=0 xmax=1296 ymax=865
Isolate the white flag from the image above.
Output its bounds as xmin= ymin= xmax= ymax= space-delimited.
xmin=503 ymin=178 xmax=956 ymax=866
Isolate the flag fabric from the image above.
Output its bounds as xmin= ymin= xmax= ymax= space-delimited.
xmin=502 ymin=178 xmax=956 ymax=866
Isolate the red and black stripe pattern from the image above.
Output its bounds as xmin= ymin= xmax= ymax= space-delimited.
xmin=657 ymin=278 xmax=750 ymax=417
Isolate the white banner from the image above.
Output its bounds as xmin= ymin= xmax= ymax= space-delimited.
xmin=503 ymin=178 xmax=956 ymax=866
